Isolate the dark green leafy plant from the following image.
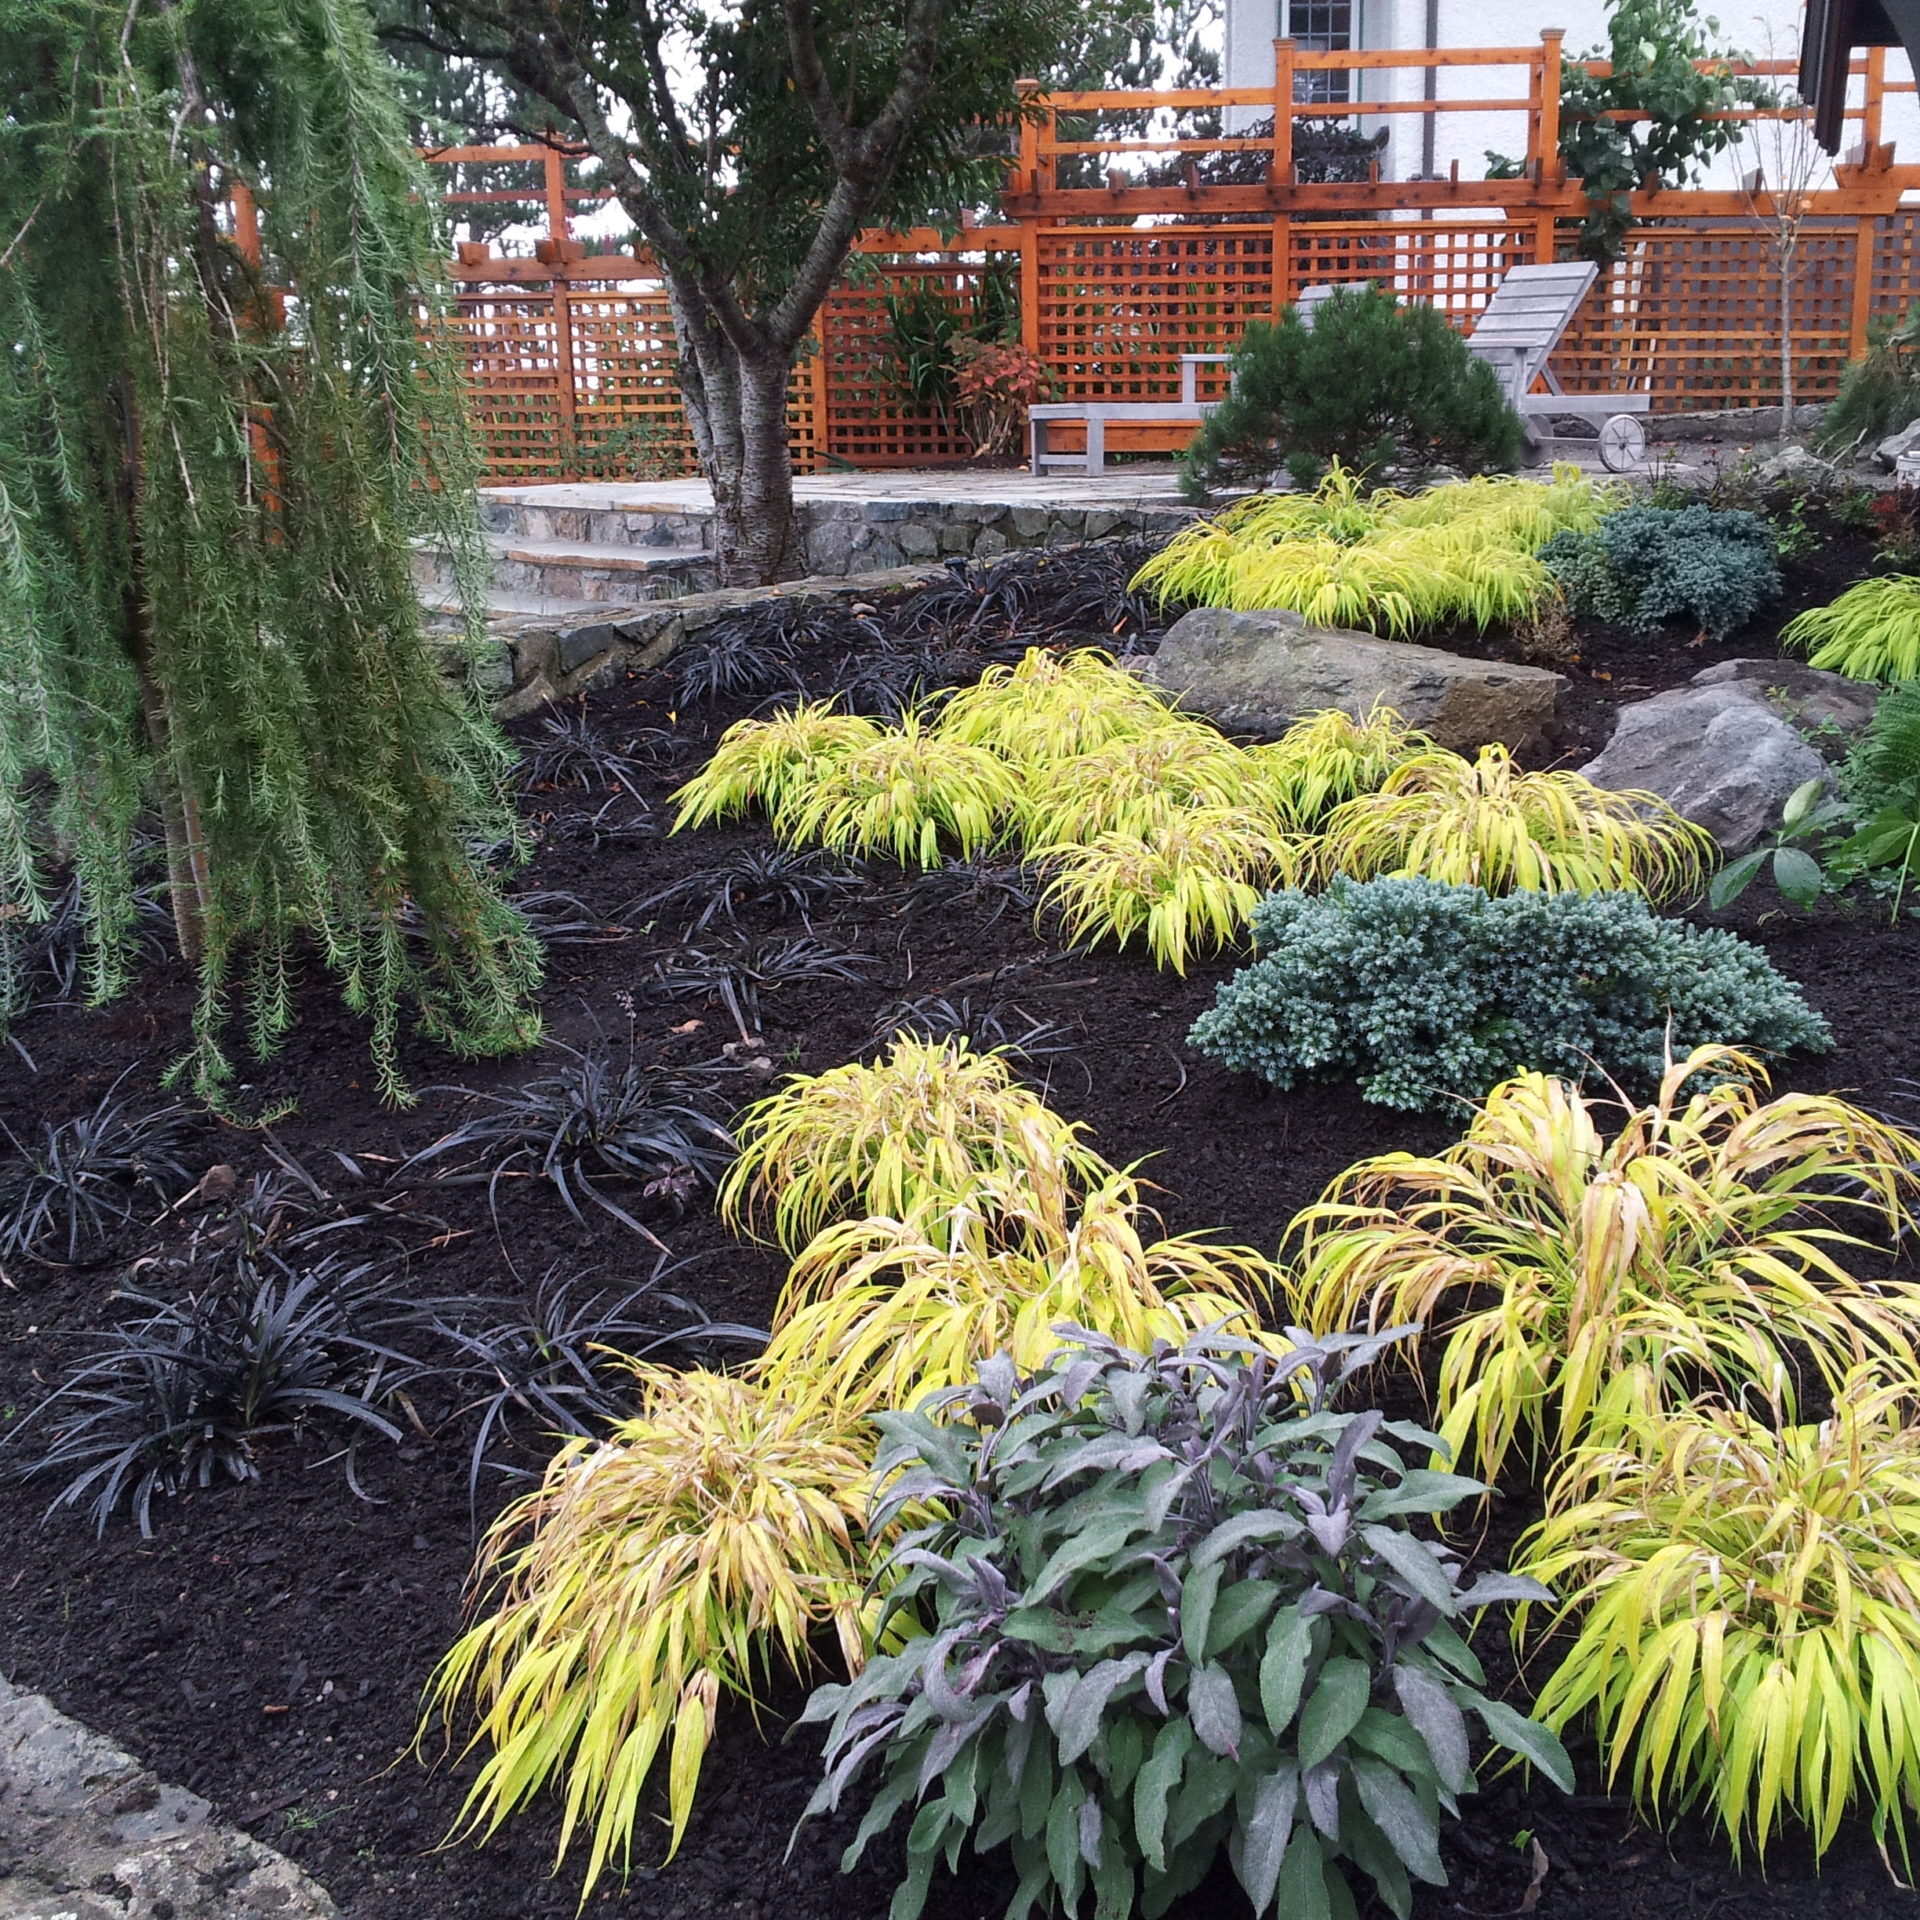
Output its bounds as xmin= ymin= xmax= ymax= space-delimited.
xmin=1188 ymin=879 xmax=1829 ymax=1111
xmin=1707 ymin=776 xmax=1847 ymax=910
xmin=1540 ymin=504 xmax=1780 ymax=640
xmin=1815 ymin=308 xmax=1920 ymax=457
xmin=1181 ymin=289 xmax=1523 ymax=497
xmin=801 ymin=1327 xmax=1571 ymax=1920
xmin=1830 ymin=681 xmax=1920 ymax=920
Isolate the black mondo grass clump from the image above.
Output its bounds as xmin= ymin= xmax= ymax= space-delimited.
xmin=398 ymin=1040 xmax=740 ymax=1241
xmin=515 ymin=703 xmax=673 ymax=804
xmin=893 ymin=544 xmax=1162 ymax=647
xmin=405 ymin=1260 xmax=764 ymax=1505
xmin=631 ymin=847 xmax=868 ymax=933
xmin=802 ymin=1326 xmax=1570 ymax=1920
xmin=13 ymin=1252 xmax=411 ymax=1536
xmin=868 ymin=988 xmax=1078 ymax=1064
xmin=0 ymin=1082 xmax=201 ymax=1275
xmin=671 ymin=605 xmax=828 ymax=706
xmin=0 ymin=864 xmax=174 ymax=1030
xmin=651 ymin=933 xmax=879 ymax=1043
xmin=902 ymin=859 xmax=1041 ymax=925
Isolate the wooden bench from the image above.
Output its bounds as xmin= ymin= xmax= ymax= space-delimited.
xmin=1024 ymin=287 xmax=1338 ymax=475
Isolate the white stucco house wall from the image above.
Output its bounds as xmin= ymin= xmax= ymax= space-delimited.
xmin=1220 ymin=0 xmax=1917 ymax=187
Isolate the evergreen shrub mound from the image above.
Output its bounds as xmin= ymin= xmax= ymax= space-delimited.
xmin=1181 ymin=286 xmax=1524 ymax=496
xmin=1540 ymin=503 xmax=1780 ymax=641
xmin=1187 ymin=878 xmax=1830 ymax=1111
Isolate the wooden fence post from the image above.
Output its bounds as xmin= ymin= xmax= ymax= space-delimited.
xmin=1535 ymin=31 xmax=1565 ymax=266
xmin=1015 ymin=81 xmax=1043 ymax=366
xmin=541 ymin=143 xmax=578 ymax=462
xmin=1273 ymin=39 xmax=1295 ymax=313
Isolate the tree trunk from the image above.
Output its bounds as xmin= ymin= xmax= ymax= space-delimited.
xmin=1780 ymin=241 xmax=1795 ymax=431
xmin=665 ymin=281 xmax=803 ymax=586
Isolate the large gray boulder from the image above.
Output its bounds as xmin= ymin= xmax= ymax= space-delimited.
xmin=1146 ymin=606 xmax=1565 ymax=753
xmin=1579 ymin=659 xmax=1878 ymax=853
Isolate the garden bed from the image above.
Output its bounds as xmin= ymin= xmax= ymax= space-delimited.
xmin=1 ymin=512 xmax=1918 ymax=1920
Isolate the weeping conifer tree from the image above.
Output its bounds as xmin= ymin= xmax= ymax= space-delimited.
xmin=0 ymin=0 xmax=540 ymax=1103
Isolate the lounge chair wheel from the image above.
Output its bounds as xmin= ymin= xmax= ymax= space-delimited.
xmin=1599 ymin=414 xmax=1647 ymax=472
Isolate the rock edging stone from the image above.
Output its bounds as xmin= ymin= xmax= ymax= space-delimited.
xmin=1143 ymin=605 xmax=1565 ymax=753
xmin=1578 ymin=659 xmax=1880 ymax=853
xmin=0 ymin=1674 xmax=339 ymax=1920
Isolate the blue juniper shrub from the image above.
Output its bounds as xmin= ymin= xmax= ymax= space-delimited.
xmin=1187 ymin=878 xmax=1830 ymax=1112
xmin=1538 ymin=503 xmax=1781 ymax=641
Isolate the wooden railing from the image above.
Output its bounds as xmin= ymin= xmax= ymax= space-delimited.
xmin=428 ymin=37 xmax=1920 ymax=481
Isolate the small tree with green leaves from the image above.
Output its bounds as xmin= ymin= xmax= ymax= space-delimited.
xmin=1495 ymin=0 xmax=1774 ymax=263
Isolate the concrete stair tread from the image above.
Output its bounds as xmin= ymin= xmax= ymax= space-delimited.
xmin=419 ymin=582 xmax=608 ymax=618
xmin=488 ymin=533 xmax=708 ymax=571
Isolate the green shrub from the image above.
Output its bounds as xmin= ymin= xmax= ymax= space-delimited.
xmin=1539 ymin=503 xmax=1780 ymax=640
xmin=1186 ymin=879 xmax=1830 ymax=1111
xmin=1815 ymin=307 xmax=1920 ymax=457
xmin=1181 ymin=287 xmax=1524 ymax=497
xmin=802 ymin=1326 xmax=1570 ymax=1920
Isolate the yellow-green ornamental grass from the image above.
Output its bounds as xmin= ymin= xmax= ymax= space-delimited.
xmin=717 ymin=1035 xmax=1108 ymax=1251
xmin=425 ymin=1366 xmax=873 ymax=1886
xmin=1287 ymin=1048 xmax=1920 ymax=1482
xmin=671 ymin=701 xmax=882 ymax=829
xmin=761 ymin=1154 xmax=1284 ymax=1415
xmin=1518 ymin=1374 xmax=1920 ymax=1865
xmin=429 ymin=1038 xmax=1283 ymax=1893
xmin=1130 ymin=463 xmax=1614 ymax=633
xmin=1034 ymin=810 xmax=1304 ymax=974
xmin=1782 ymin=574 xmax=1920 ymax=684
xmin=1318 ymin=743 xmax=1714 ymax=900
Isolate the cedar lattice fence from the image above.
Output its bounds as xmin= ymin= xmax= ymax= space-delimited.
xmin=428 ymin=38 xmax=1920 ymax=481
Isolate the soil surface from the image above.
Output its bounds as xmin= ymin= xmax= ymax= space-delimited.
xmin=3 ymin=501 xmax=1918 ymax=1920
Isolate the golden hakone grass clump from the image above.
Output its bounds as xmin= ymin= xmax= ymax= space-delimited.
xmin=427 ymin=1037 xmax=1288 ymax=1894
xmin=1250 ymin=704 xmax=1432 ymax=829
xmin=1033 ymin=809 xmax=1306 ymax=974
xmin=1015 ymin=723 xmax=1282 ymax=847
xmin=759 ymin=1154 xmax=1285 ymax=1414
xmin=773 ymin=710 xmax=1019 ymax=867
xmin=933 ymin=644 xmax=1173 ymax=761
xmin=670 ymin=702 xmax=883 ymax=830
xmin=423 ymin=1366 xmax=875 ymax=1887
xmin=1130 ymin=464 xmax=1616 ymax=634
xmin=1518 ymin=1372 xmax=1920 ymax=1865
xmin=1286 ymin=1047 xmax=1920 ymax=1480
xmin=719 ymin=1034 xmax=1111 ymax=1251
xmin=1782 ymin=575 xmax=1920 ymax=685
xmin=1317 ymin=743 xmax=1716 ymax=900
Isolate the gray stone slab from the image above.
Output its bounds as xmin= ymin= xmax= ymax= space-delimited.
xmin=0 ymin=1675 xmax=338 ymax=1920
xmin=1146 ymin=605 xmax=1564 ymax=752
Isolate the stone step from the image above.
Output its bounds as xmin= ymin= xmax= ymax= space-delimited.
xmin=479 ymin=487 xmax=714 ymax=552
xmin=413 ymin=531 xmax=720 ymax=607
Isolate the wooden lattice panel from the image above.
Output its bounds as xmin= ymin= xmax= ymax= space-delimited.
xmin=445 ymin=291 xmax=569 ymax=481
xmin=1033 ymin=226 xmax=1275 ymax=401
xmin=563 ymin=286 xmax=698 ymax=477
xmin=1554 ymin=224 xmax=1858 ymax=410
xmin=1287 ymin=222 xmax=1538 ymax=325
xmin=1869 ymin=212 xmax=1920 ymax=322
xmin=818 ymin=254 xmax=1011 ymax=466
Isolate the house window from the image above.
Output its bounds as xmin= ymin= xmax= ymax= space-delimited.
xmin=1289 ymin=0 xmax=1353 ymax=102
